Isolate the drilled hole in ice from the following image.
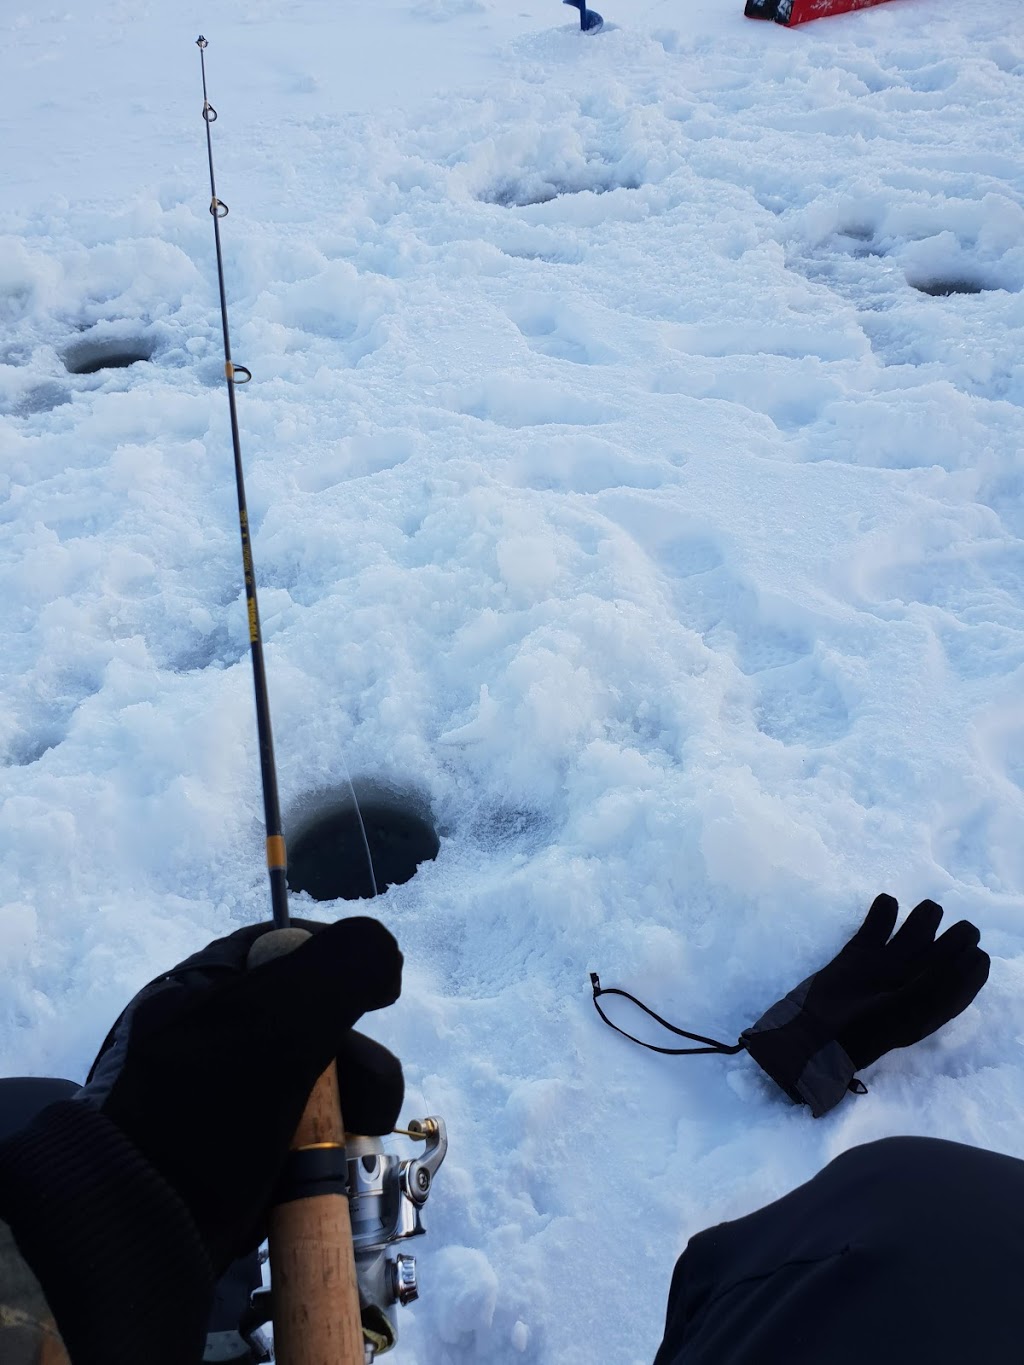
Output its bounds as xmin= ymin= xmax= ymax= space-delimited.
xmin=482 ymin=173 xmax=642 ymax=208
xmin=910 ymin=277 xmax=988 ymax=297
xmin=62 ymin=336 xmax=155 ymax=375
xmin=287 ymin=786 xmax=439 ymax=902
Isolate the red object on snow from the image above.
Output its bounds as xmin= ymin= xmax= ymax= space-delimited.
xmin=745 ymin=0 xmax=894 ymax=24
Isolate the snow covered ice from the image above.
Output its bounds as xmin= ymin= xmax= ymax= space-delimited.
xmin=1 ymin=0 xmax=1023 ymax=1360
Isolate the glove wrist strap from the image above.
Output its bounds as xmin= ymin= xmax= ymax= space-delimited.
xmin=590 ymin=974 xmax=744 ymax=1057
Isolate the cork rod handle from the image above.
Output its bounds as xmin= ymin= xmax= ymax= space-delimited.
xmin=249 ymin=928 xmax=364 ymax=1365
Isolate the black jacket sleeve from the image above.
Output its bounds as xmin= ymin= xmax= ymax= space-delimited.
xmin=0 ymin=1101 xmax=213 ymax=1365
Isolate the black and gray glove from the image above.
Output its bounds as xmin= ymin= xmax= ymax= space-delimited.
xmin=741 ymin=895 xmax=990 ymax=1117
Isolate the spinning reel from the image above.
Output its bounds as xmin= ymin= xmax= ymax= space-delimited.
xmin=224 ymin=1117 xmax=448 ymax=1363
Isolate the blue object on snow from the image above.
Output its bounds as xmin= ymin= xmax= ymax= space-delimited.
xmin=563 ymin=0 xmax=604 ymax=33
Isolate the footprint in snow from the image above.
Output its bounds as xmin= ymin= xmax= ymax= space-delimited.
xmin=443 ymin=375 xmax=614 ymax=428
xmin=662 ymin=550 xmax=810 ymax=675
xmin=507 ymin=295 xmax=620 ymax=366
xmin=755 ymin=656 xmax=851 ymax=747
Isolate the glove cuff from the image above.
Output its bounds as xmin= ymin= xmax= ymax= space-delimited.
xmin=0 ymin=1099 xmax=214 ymax=1365
xmin=741 ymin=987 xmax=858 ymax=1118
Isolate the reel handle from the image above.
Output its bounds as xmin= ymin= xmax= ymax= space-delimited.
xmin=248 ymin=928 xmax=364 ymax=1365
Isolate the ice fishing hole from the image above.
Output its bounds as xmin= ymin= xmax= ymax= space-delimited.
xmin=287 ymin=786 xmax=439 ymax=902
xmin=483 ymin=174 xmax=642 ymax=208
xmin=910 ymin=278 xmax=988 ymax=297
xmin=62 ymin=336 xmax=155 ymax=375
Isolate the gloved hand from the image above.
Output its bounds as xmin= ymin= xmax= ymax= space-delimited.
xmin=741 ymin=895 xmax=989 ymax=1117
xmin=0 ymin=915 xmax=404 ymax=1365
xmin=80 ymin=915 xmax=404 ymax=1272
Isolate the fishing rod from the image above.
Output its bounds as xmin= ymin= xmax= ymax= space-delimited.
xmin=196 ymin=34 xmax=288 ymax=931
xmin=195 ymin=38 xmax=447 ymax=1365
xmin=196 ymin=34 xmax=363 ymax=1365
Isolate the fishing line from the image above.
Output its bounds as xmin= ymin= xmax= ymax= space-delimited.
xmin=338 ymin=750 xmax=380 ymax=900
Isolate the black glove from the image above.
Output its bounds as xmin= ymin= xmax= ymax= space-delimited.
xmin=741 ymin=895 xmax=989 ymax=1117
xmin=81 ymin=914 xmax=404 ymax=1272
xmin=86 ymin=916 xmax=405 ymax=1142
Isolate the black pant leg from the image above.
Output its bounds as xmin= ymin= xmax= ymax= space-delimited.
xmin=654 ymin=1136 xmax=1024 ymax=1365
